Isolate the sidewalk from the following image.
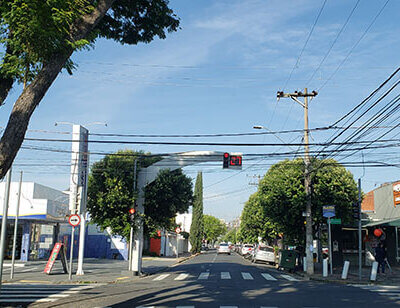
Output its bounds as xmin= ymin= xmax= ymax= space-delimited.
xmin=294 ymin=262 xmax=400 ymax=285
xmin=1 ymin=253 xmax=193 ymax=285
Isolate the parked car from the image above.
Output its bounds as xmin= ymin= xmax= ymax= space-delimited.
xmin=217 ymin=243 xmax=231 ymax=255
xmin=241 ymin=244 xmax=254 ymax=256
xmin=252 ymin=245 xmax=276 ymax=264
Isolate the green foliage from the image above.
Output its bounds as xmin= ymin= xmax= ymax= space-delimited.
xmin=222 ymin=228 xmax=238 ymax=243
xmin=144 ymin=168 xmax=193 ymax=235
xmin=0 ymin=0 xmax=179 ymax=87
xmin=189 ymin=172 xmax=203 ymax=253
xmin=87 ymin=150 xmax=140 ymax=239
xmin=87 ymin=149 xmax=164 ymax=239
xmin=238 ymin=193 xmax=278 ymax=244
xmin=203 ymin=214 xmax=227 ymax=243
xmin=0 ymin=0 xmax=94 ymax=83
xmin=257 ymin=158 xmax=358 ymax=245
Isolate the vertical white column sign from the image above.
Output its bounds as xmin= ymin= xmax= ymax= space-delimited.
xmin=69 ymin=125 xmax=89 ymax=214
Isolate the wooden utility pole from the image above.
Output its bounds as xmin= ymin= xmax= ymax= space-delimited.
xmin=277 ymin=88 xmax=318 ymax=275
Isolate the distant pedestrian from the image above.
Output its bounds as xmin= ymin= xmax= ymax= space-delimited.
xmin=375 ymin=242 xmax=387 ymax=274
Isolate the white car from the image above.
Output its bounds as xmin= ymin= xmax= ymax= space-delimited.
xmin=241 ymin=244 xmax=254 ymax=256
xmin=252 ymin=245 xmax=276 ymax=264
xmin=217 ymin=243 xmax=231 ymax=255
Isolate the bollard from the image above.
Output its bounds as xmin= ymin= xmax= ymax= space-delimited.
xmin=323 ymin=259 xmax=328 ymax=277
xmin=303 ymin=256 xmax=307 ymax=272
xmin=370 ymin=261 xmax=378 ymax=281
xmin=341 ymin=261 xmax=350 ymax=279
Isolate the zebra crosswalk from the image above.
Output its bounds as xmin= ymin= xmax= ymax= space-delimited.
xmin=152 ymin=271 xmax=299 ymax=282
xmin=0 ymin=284 xmax=97 ymax=305
xmin=352 ymin=284 xmax=400 ymax=302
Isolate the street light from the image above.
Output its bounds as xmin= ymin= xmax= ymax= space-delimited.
xmin=253 ymin=125 xmax=296 ymax=150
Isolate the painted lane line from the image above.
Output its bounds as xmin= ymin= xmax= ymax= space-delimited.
xmin=221 ymin=272 xmax=231 ymax=279
xmin=281 ymin=274 xmax=299 ymax=281
xmin=261 ymin=273 xmax=277 ymax=281
xmin=174 ymin=273 xmax=189 ymax=281
xmin=0 ymin=299 xmax=57 ymax=303
xmin=198 ymin=272 xmax=210 ymax=280
xmin=241 ymin=272 xmax=254 ymax=280
xmin=176 ymin=306 xmax=195 ymax=308
xmin=152 ymin=274 xmax=170 ymax=281
xmin=0 ymin=294 xmax=70 ymax=298
xmin=220 ymin=306 xmax=238 ymax=308
xmin=2 ymin=290 xmax=80 ymax=294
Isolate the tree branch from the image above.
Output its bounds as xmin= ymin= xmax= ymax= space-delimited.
xmin=0 ymin=0 xmax=116 ymax=179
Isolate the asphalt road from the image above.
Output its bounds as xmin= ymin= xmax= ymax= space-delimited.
xmin=21 ymin=251 xmax=400 ymax=308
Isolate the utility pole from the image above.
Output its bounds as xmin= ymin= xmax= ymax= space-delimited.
xmin=358 ymin=178 xmax=362 ymax=280
xmin=277 ymin=88 xmax=318 ymax=275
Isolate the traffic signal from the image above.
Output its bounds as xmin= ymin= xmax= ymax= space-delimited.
xmin=223 ymin=153 xmax=229 ymax=169
xmin=129 ymin=208 xmax=136 ymax=223
xmin=352 ymin=202 xmax=360 ymax=220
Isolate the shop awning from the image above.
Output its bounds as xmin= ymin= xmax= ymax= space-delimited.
xmin=363 ymin=217 xmax=400 ymax=227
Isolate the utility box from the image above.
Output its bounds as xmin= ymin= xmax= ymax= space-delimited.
xmin=279 ymin=250 xmax=298 ymax=271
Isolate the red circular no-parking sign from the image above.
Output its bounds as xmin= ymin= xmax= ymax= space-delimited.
xmin=68 ymin=214 xmax=81 ymax=227
xmin=175 ymin=227 xmax=181 ymax=234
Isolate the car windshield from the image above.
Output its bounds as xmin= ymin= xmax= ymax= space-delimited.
xmin=244 ymin=245 xmax=253 ymax=248
xmin=220 ymin=243 xmax=228 ymax=247
xmin=259 ymin=246 xmax=274 ymax=252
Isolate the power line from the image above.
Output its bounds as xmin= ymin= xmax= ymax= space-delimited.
xmin=317 ymin=0 xmax=391 ymax=92
xmin=306 ymin=0 xmax=361 ymax=85
xmin=282 ymin=0 xmax=328 ymax=91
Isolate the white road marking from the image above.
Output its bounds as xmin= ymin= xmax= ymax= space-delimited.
xmin=0 ymin=294 xmax=69 ymax=298
xmin=221 ymin=272 xmax=231 ymax=279
xmin=220 ymin=306 xmax=238 ymax=308
xmin=174 ymin=273 xmax=189 ymax=281
xmin=261 ymin=273 xmax=277 ymax=281
xmin=2 ymin=290 xmax=80 ymax=294
xmin=0 ymin=298 xmax=57 ymax=303
xmin=241 ymin=272 xmax=254 ymax=280
xmin=177 ymin=306 xmax=195 ymax=308
xmin=281 ymin=274 xmax=299 ymax=281
xmin=198 ymin=272 xmax=210 ymax=280
xmin=152 ymin=274 xmax=170 ymax=281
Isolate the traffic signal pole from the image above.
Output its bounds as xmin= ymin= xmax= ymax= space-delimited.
xmin=277 ymin=89 xmax=317 ymax=276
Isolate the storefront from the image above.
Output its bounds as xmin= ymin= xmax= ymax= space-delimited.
xmin=0 ymin=182 xmax=69 ymax=261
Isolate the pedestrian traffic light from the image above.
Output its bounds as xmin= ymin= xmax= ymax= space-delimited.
xmin=223 ymin=152 xmax=242 ymax=169
xmin=129 ymin=208 xmax=136 ymax=223
xmin=352 ymin=202 xmax=360 ymax=220
xmin=223 ymin=153 xmax=229 ymax=169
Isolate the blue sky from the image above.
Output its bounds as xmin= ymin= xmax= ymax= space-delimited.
xmin=2 ymin=0 xmax=400 ymax=221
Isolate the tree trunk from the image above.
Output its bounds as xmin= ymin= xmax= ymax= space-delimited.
xmin=0 ymin=76 xmax=13 ymax=106
xmin=0 ymin=0 xmax=116 ymax=179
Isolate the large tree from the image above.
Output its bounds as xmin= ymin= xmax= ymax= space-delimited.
xmin=238 ymin=193 xmax=278 ymax=244
xmin=87 ymin=150 xmax=192 ymax=239
xmin=144 ymin=168 xmax=193 ymax=236
xmin=257 ymin=158 xmax=358 ymax=245
xmin=189 ymin=172 xmax=203 ymax=253
xmin=203 ymin=214 xmax=227 ymax=244
xmin=0 ymin=0 xmax=179 ymax=179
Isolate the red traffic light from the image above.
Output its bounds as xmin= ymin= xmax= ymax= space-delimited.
xmin=224 ymin=153 xmax=229 ymax=158
xmin=129 ymin=208 xmax=136 ymax=215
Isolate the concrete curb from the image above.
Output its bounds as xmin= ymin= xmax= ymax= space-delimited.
xmin=2 ymin=254 xmax=197 ymax=286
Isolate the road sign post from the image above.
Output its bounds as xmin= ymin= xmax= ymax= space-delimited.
xmin=68 ymin=214 xmax=81 ymax=280
xmin=175 ymin=227 xmax=181 ymax=258
xmin=323 ymin=205 xmax=335 ymax=275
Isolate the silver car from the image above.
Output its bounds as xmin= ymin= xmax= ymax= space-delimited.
xmin=217 ymin=243 xmax=231 ymax=255
xmin=252 ymin=245 xmax=276 ymax=264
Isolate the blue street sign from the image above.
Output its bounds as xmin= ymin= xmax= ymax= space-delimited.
xmin=323 ymin=205 xmax=336 ymax=218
